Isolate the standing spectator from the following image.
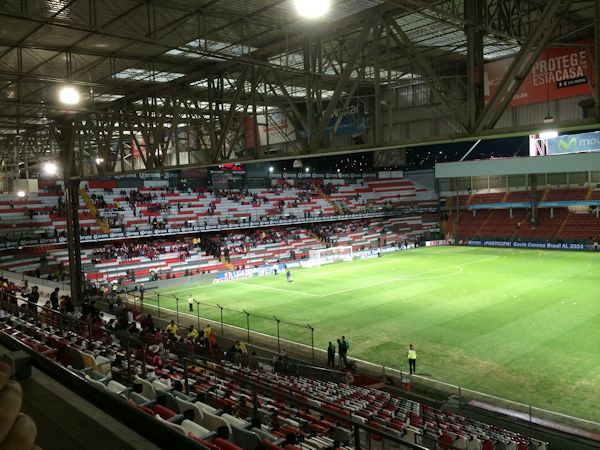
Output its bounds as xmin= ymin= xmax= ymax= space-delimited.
xmin=26 ymin=286 xmax=40 ymax=315
xmin=327 ymin=341 xmax=336 ymax=367
xmin=408 ymin=344 xmax=417 ymax=374
xmin=337 ymin=338 xmax=347 ymax=368
xmin=342 ymin=336 xmax=350 ymax=354
xmin=188 ymin=295 xmax=194 ymax=312
xmin=49 ymin=287 xmax=60 ymax=310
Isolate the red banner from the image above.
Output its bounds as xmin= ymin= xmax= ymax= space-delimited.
xmin=484 ymin=42 xmax=596 ymax=108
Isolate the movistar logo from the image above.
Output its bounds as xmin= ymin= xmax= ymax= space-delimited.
xmin=558 ymin=136 xmax=577 ymax=150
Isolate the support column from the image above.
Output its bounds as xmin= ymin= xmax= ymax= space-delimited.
xmin=529 ymin=174 xmax=538 ymax=227
xmin=65 ymin=178 xmax=83 ymax=304
xmin=57 ymin=119 xmax=84 ymax=305
xmin=465 ymin=0 xmax=484 ymax=131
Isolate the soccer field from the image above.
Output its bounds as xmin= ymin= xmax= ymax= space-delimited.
xmin=152 ymin=246 xmax=600 ymax=421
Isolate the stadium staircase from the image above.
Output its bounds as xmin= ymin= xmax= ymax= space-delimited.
xmin=314 ymin=183 xmax=345 ymax=215
xmin=510 ymin=211 xmax=530 ymax=238
xmin=80 ymin=188 xmax=110 ymax=233
xmin=553 ymin=211 xmax=572 ymax=240
xmin=475 ymin=210 xmax=493 ymax=236
xmin=220 ymin=256 xmax=236 ymax=271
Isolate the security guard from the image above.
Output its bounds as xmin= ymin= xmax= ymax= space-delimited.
xmin=408 ymin=344 xmax=417 ymax=374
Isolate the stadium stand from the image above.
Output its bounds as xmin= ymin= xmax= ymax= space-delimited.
xmin=448 ymin=186 xmax=600 ymax=242
xmin=0 ymin=213 xmax=436 ymax=285
xmin=0 ymin=288 xmax=549 ymax=450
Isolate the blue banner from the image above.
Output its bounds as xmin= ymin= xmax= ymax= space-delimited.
xmin=547 ymin=131 xmax=600 ymax=155
xmin=297 ymin=100 xmax=368 ymax=138
xmin=462 ymin=240 xmax=592 ymax=251
xmin=468 ymin=200 xmax=600 ymax=209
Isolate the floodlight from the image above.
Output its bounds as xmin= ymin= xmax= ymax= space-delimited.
xmin=44 ymin=162 xmax=58 ymax=175
xmin=16 ymin=190 xmax=26 ymax=198
xmin=58 ymin=85 xmax=80 ymax=105
xmin=95 ymin=157 xmax=104 ymax=165
xmin=305 ymin=167 xmax=310 ymax=173
xmin=268 ymin=166 xmax=274 ymax=173
xmin=294 ymin=0 xmax=331 ymax=18
xmin=539 ymin=131 xmax=558 ymax=140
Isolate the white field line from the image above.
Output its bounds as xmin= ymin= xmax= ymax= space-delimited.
xmin=319 ymin=255 xmax=499 ymax=297
xmin=163 ymin=254 xmax=499 ymax=299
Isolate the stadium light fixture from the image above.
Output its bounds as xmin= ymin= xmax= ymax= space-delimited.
xmin=305 ymin=167 xmax=310 ymax=173
xmin=294 ymin=0 xmax=331 ymax=18
xmin=44 ymin=162 xmax=58 ymax=175
xmin=543 ymin=114 xmax=554 ymax=124
xmin=16 ymin=190 xmax=26 ymax=198
xmin=58 ymin=85 xmax=80 ymax=105
xmin=539 ymin=131 xmax=558 ymax=140
xmin=95 ymin=157 xmax=104 ymax=165
xmin=268 ymin=166 xmax=274 ymax=173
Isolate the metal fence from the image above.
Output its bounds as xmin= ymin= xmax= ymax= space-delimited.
xmin=124 ymin=290 xmax=318 ymax=362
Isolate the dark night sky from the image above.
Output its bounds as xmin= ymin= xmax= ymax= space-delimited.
xmin=269 ymin=135 xmax=530 ymax=173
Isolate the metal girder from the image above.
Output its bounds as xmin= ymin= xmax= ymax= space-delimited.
xmin=214 ymin=68 xmax=249 ymax=162
xmin=384 ymin=15 xmax=470 ymax=132
xmin=465 ymin=0 xmax=485 ymax=130
xmin=475 ymin=0 xmax=574 ymax=132
xmin=309 ymin=21 xmax=373 ymax=151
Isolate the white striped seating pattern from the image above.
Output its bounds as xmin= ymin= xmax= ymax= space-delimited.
xmin=1 ymin=314 xmax=548 ymax=450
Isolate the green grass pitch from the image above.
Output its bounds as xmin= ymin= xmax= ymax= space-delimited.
xmin=151 ymin=246 xmax=600 ymax=421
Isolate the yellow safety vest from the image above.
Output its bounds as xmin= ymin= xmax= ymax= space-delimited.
xmin=408 ymin=350 xmax=417 ymax=360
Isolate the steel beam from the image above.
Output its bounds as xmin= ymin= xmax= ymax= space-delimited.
xmin=465 ymin=0 xmax=485 ymax=130
xmin=384 ymin=16 xmax=469 ymax=132
xmin=475 ymin=0 xmax=573 ymax=131
xmin=56 ymin=119 xmax=84 ymax=304
xmin=310 ymin=21 xmax=373 ymax=151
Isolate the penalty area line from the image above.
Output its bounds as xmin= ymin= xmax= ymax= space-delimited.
xmin=319 ymin=255 xmax=499 ymax=297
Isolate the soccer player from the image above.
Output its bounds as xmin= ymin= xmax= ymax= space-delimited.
xmin=286 ymin=269 xmax=292 ymax=283
xmin=408 ymin=344 xmax=417 ymax=374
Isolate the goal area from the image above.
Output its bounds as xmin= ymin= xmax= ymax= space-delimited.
xmin=306 ymin=246 xmax=353 ymax=267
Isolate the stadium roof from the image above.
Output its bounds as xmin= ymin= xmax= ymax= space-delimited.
xmin=0 ymin=0 xmax=598 ymax=176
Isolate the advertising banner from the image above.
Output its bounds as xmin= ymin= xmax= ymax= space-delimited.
xmin=484 ymin=43 xmax=595 ymax=108
xmin=547 ymin=131 xmax=600 ymax=155
xmin=462 ymin=240 xmax=589 ymax=251
xmin=0 ymin=211 xmax=399 ymax=249
xmin=297 ymin=100 xmax=368 ymax=138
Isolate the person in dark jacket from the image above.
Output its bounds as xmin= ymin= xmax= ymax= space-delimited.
xmin=327 ymin=341 xmax=336 ymax=367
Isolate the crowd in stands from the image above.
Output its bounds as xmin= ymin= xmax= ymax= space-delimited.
xmin=91 ymin=241 xmax=191 ymax=264
xmin=0 ymin=278 xmax=549 ymax=450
